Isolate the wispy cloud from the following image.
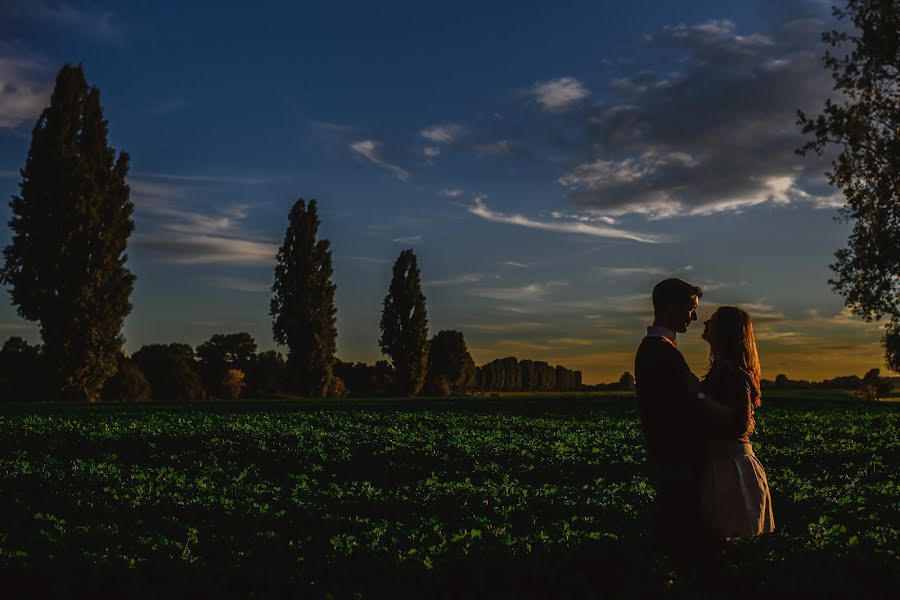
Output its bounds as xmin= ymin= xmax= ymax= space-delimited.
xmin=129 ymin=178 xmax=276 ymax=265
xmin=391 ymin=235 xmax=423 ymax=245
xmin=468 ymin=282 xmax=565 ymax=302
xmin=463 ymin=321 xmax=549 ymax=333
xmin=425 ymin=273 xmax=484 ymax=286
xmin=548 ymin=337 xmax=595 ymax=346
xmin=133 ymin=234 xmax=277 ymax=266
xmin=205 ymin=276 xmax=271 ymax=293
xmin=420 ymin=123 xmax=464 ymax=144
xmin=349 ymin=140 xmax=410 ymax=181
xmin=439 ymin=188 xmax=464 ymax=198
xmin=466 ymin=196 xmax=663 ymax=243
xmin=134 ymin=171 xmax=269 ymax=185
xmin=500 ymin=261 xmax=530 ymax=268
xmin=599 ymin=265 xmax=693 ymax=277
xmin=337 ymin=255 xmax=392 ymax=265
xmin=529 ymin=77 xmax=589 ymax=112
xmin=25 ymin=1 xmax=121 ymax=38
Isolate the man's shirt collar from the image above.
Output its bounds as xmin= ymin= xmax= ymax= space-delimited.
xmin=646 ymin=325 xmax=677 ymax=347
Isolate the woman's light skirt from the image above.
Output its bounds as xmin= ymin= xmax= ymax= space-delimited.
xmin=701 ymin=440 xmax=775 ymax=538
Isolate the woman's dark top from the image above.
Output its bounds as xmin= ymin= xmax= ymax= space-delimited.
xmin=701 ymin=359 xmax=758 ymax=442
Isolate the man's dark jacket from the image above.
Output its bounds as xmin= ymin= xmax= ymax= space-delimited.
xmin=634 ymin=335 xmax=707 ymax=549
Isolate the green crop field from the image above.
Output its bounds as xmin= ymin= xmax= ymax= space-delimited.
xmin=0 ymin=394 xmax=897 ymax=598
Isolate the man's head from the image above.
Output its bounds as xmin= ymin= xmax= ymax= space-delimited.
xmin=652 ymin=278 xmax=703 ymax=333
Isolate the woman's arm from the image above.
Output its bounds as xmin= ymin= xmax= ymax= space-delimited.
xmin=683 ymin=370 xmax=735 ymax=429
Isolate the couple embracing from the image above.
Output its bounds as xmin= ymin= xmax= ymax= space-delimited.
xmin=635 ymin=278 xmax=774 ymax=562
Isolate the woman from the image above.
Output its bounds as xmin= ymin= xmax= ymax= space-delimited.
xmin=689 ymin=306 xmax=775 ymax=539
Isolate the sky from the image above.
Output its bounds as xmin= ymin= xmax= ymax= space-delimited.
xmin=0 ymin=0 xmax=889 ymax=383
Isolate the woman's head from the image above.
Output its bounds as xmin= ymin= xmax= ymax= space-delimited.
xmin=702 ymin=306 xmax=761 ymax=404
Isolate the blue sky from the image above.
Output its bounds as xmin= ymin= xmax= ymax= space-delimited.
xmin=0 ymin=0 xmax=888 ymax=382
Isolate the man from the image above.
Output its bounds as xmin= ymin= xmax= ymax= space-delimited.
xmin=634 ymin=278 xmax=707 ymax=561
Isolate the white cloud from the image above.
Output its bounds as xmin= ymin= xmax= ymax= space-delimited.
xmin=420 ymin=124 xmax=464 ymax=144
xmin=133 ymin=233 xmax=277 ymax=265
xmin=0 ymin=56 xmax=51 ymax=129
xmin=129 ymin=178 xmax=276 ymax=265
xmin=529 ymin=76 xmax=589 ymax=112
xmin=349 ymin=140 xmax=410 ymax=181
xmin=466 ymin=196 xmax=663 ymax=243
xmin=423 ymin=146 xmax=441 ymax=158
xmin=439 ymin=188 xmax=464 ymax=198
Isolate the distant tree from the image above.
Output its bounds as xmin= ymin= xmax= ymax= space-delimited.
xmin=425 ymin=330 xmax=476 ymax=396
xmin=775 ymin=374 xmax=789 ymax=388
xmin=520 ymin=359 xmax=536 ymax=392
xmin=247 ymin=350 xmax=287 ymax=395
xmin=196 ymin=332 xmax=257 ymax=398
xmin=0 ymin=65 xmax=135 ymax=401
xmin=797 ymin=0 xmax=900 ymax=372
xmin=132 ymin=343 xmax=203 ymax=402
xmin=270 ymin=198 xmax=337 ymax=397
xmin=326 ymin=376 xmax=348 ymax=398
xmin=0 ymin=336 xmax=42 ymax=400
xmin=101 ymin=357 xmax=150 ymax=403
xmin=221 ymin=368 xmax=245 ymax=401
xmin=619 ymin=371 xmax=636 ymax=391
xmin=379 ymin=250 xmax=429 ymax=396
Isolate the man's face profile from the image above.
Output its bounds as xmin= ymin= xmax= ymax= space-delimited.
xmin=673 ymin=295 xmax=700 ymax=333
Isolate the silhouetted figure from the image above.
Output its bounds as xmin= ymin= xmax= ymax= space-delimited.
xmin=634 ymin=279 xmax=710 ymax=569
xmin=690 ymin=307 xmax=775 ymax=538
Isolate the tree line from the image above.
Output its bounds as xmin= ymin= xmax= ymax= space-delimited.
xmin=0 ymin=65 xmax=581 ymax=402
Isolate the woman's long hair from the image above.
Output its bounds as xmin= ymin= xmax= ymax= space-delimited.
xmin=708 ymin=306 xmax=762 ymax=406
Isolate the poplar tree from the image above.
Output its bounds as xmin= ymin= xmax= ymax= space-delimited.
xmin=270 ymin=198 xmax=337 ymax=396
xmin=379 ymin=249 xmax=428 ymax=396
xmin=0 ymin=65 xmax=135 ymax=401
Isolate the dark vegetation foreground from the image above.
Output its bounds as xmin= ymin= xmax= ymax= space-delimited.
xmin=0 ymin=394 xmax=897 ymax=598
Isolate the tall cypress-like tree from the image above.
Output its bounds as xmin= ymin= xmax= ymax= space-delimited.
xmin=270 ymin=198 xmax=337 ymax=396
xmin=0 ymin=65 xmax=135 ymax=402
xmin=379 ymin=249 xmax=428 ymax=396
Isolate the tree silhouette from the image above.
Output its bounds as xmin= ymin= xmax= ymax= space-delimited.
xmin=0 ymin=65 xmax=135 ymax=401
xmin=270 ymin=199 xmax=337 ymax=396
xmin=426 ymin=330 xmax=476 ymax=396
xmin=196 ymin=332 xmax=257 ymax=398
xmin=132 ymin=343 xmax=203 ymax=402
xmin=797 ymin=0 xmax=900 ymax=372
xmin=379 ymin=250 xmax=428 ymax=396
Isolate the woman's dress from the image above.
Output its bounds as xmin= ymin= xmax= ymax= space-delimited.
xmin=700 ymin=360 xmax=775 ymax=538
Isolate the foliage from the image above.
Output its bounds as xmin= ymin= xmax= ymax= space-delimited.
xmin=379 ymin=250 xmax=428 ymax=396
xmin=270 ymin=199 xmax=337 ymax=397
xmin=132 ymin=344 xmax=203 ymax=402
xmin=478 ymin=357 xmax=581 ymax=392
xmin=0 ymin=337 xmax=42 ymax=400
xmin=797 ymin=0 xmax=900 ymax=372
xmin=0 ymin=65 xmax=135 ymax=401
xmin=619 ymin=372 xmax=635 ymax=391
xmin=0 ymin=397 xmax=896 ymax=597
xmin=425 ymin=330 xmax=476 ymax=396
xmin=196 ymin=333 xmax=257 ymax=398
xmin=326 ymin=376 xmax=348 ymax=399
xmin=101 ymin=357 xmax=150 ymax=403
xmin=220 ymin=369 xmax=245 ymax=401
xmin=247 ymin=350 xmax=287 ymax=395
